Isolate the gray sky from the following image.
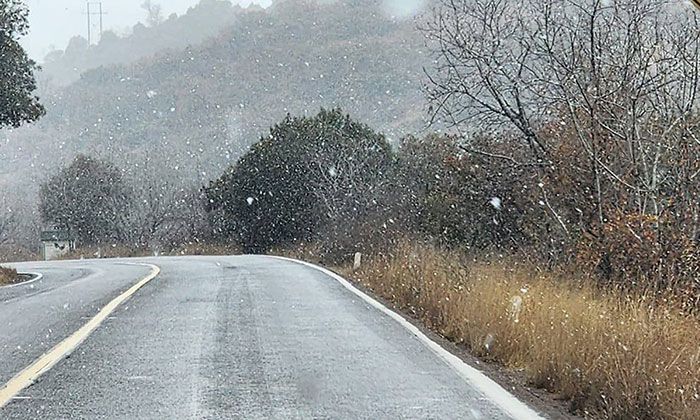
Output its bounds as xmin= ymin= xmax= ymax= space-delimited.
xmin=22 ymin=0 xmax=272 ymax=61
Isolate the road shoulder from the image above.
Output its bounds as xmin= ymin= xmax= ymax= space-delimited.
xmin=275 ymin=256 xmax=580 ymax=420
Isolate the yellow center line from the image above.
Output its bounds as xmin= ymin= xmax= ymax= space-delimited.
xmin=0 ymin=263 xmax=161 ymax=408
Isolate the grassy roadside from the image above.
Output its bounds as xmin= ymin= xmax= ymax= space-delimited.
xmin=54 ymin=243 xmax=242 ymax=261
xmin=0 ymin=266 xmax=20 ymax=286
xmin=336 ymin=243 xmax=700 ymax=419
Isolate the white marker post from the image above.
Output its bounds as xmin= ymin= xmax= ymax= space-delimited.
xmin=353 ymin=252 xmax=362 ymax=271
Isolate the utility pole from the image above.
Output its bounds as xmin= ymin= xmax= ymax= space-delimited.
xmin=85 ymin=1 xmax=107 ymax=45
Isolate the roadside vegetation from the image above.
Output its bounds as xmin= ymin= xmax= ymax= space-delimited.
xmin=2 ymin=0 xmax=700 ymax=418
xmin=0 ymin=0 xmax=44 ymax=276
xmin=53 ymin=243 xmax=241 ymax=261
xmin=345 ymin=243 xmax=700 ymax=420
xmin=0 ymin=266 xmax=20 ymax=286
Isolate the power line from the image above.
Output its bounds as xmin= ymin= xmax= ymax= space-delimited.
xmin=85 ymin=1 xmax=107 ymax=45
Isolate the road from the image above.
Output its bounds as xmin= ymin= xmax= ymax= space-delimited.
xmin=0 ymin=256 xmax=543 ymax=419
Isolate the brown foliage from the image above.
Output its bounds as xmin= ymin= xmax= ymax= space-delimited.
xmin=0 ymin=266 xmax=20 ymax=285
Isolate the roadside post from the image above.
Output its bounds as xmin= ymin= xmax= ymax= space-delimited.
xmin=353 ymin=252 xmax=362 ymax=271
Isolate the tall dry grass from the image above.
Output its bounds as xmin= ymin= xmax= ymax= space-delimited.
xmin=348 ymin=242 xmax=700 ymax=419
xmin=0 ymin=245 xmax=38 ymax=263
xmin=0 ymin=266 xmax=19 ymax=285
xmin=55 ymin=242 xmax=241 ymax=260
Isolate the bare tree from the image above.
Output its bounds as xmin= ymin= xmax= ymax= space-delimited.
xmin=423 ymin=0 xmax=700 ymax=232
xmin=141 ymin=0 xmax=163 ymax=27
xmin=122 ymin=158 xmax=207 ymax=251
xmin=39 ymin=154 xmax=130 ymax=246
xmin=423 ymin=0 xmax=700 ymax=284
xmin=0 ymin=210 xmax=15 ymax=246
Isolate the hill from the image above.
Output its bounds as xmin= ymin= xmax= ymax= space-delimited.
xmin=0 ymin=0 xmax=429 ymax=228
xmin=38 ymin=0 xmax=260 ymax=87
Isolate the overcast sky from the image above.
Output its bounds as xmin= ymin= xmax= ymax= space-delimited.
xmin=21 ymin=0 xmax=272 ymax=62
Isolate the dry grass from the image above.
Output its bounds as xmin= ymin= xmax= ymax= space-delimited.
xmin=346 ymin=242 xmax=700 ymax=419
xmin=0 ymin=266 xmax=20 ymax=285
xmin=55 ymin=242 xmax=242 ymax=260
xmin=56 ymin=245 xmax=154 ymax=260
xmin=0 ymin=245 xmax=39 ymax=264
xmin=272 ymin=242 xmax=322 ymax=261
xmin=173 ymin=242 xmax=241 ymax=256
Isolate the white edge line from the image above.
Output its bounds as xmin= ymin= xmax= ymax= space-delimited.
xmin=2 ymin=272 xmax=44 ymax=289
xmin=270 ymin=256 xmax=545 ymax=420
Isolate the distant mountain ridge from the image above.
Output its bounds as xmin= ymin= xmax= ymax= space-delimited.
xmin=38 ymin=0 xmax=261 ymax=87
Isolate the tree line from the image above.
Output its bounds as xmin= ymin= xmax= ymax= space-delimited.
xmin=38 ymin=108 xmax=523 ymax=260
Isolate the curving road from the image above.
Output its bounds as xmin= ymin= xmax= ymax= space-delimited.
xmin=0 ymin=256 xmax=544 ymax=419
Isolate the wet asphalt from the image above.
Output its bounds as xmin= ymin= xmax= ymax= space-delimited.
xmin=0 ymin=255 xmax=534 ymax=419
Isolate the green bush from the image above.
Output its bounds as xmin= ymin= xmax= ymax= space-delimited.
xmin=205 ymin=108 xmax=393 ymax=253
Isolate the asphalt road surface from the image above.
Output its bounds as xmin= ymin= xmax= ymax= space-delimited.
xmin=0 ymin=256 xmax=543 ymax=419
